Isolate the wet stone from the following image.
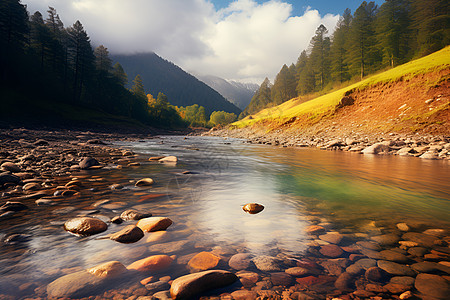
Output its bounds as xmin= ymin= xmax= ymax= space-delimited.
xmin=319 ymin=232 xmax=344 ymax=245
xmin=252 ymin=256 xmax=284 ymax=272
xmin=109 ymin=225 xmax=144 ymax=243
xmin=270 ymin=272 xmax=293 ymax=286
xmin=127 ymin=255 xmax=173 ymax=272
xmin=334 ymin=272 xmax=354 ymax=292
xmin=402 ymin=232 xmax=437 ymax=247
xmin=120 ymin=209 xmax=152 ymax=221
xmin=285 ymin=267 xmax=310 ymax=277
xmin=377 ymin=260 xmax=416 ymax=276
xmin=365 ymin=267 xmax=389 ymax=282
xmin=356 ymin=240 xmax=381 ymax=250
xmin=370 ymin=234 xmax=400 ymax=246
xmin=236 ymin=270 xmax=259 ymax=288
xmin=384 ymin=283 xmax=410 ymax=294
xmin=380 ymin=250 xmax=409 ymax=263
xmin=319 ymin=244 xmax=344 ymax=258
xmin=231 ymin=290 xmax=258 ymax=300
xmin=63 ymin=217 xmax=108 ymax=236
xmin=188 ymin=252 xmax=220 ymax=272
xmin=408 ymin=246 xmax=428 ymax=257
xmin=390 ymin=276 xmax=415 ymax=287
xmin=229 ymin=253 xmax=253 ymax=270
xmin=145 ymin=281 xmax=170 ymax=294
xmin=415 ymin=273 xmax=449 ymax=299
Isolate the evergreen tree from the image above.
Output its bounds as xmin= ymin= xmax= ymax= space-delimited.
xmin=297 ymin=58 xmax=316 ymax=95
xmin=239 ymin=77 xmax=272 ymax=119
xmin=130 ymin=74 xmax=146 ymax=100
xmin=376 ymin=0 xmax=412 ymax=67
xmin=45 ymin=7 xmax=67 ymax=76
xmin=271 ymin=64 xmax=297 ymax=105
xmin=349 ymin=1 xmax=379 ymax=79
xmin=67 ymin=20 xmax=94 ymax=102
xmin=29 ymin=11 xmax=53 ymax=72
xmin=410 ymin=0 xmax=450 ymax=55
xmin=309 ymin=24 xmax=331 ymax=90
xmin=113 ymin=62 xmax=128 ymax=86
xmin=330 ymin=8 xmax=352 ymax=83
xmin=94 ymin=45 xmax=112 ymax=74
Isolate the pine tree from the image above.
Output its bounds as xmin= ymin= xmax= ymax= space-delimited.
xmin=309 ymin=24 xmax=331 ymax=90
xmin=67 ymin=20 xmax=94 ymax=102
xmin=376 ymin=0 xmax=412 ymax=67
xmin=239 ymin=77 xmax=272 ymax=119
xmin=297 ymin=58 xmax=316 ymax=95
xmin=94 ymin=45 xmax=112 ymax=74
xmin=271 ymin=64 xmax=297 ymax=105
xmin=330 ymin=8 xmax=352 ymax=83
xmin=349 ymin=1 xmax=379 ymax=79
xmin=410 ymin=0 xmax=450 ymax=55
xmin=29 ymin=11 xmax=53 ymax=73
xmin=113 ymin=62 xmax=128 ymax=86
xmin=45 ymin=7 xmax=67 ymax=76
xmin=130 ymin=74 xmax=146 ymax=99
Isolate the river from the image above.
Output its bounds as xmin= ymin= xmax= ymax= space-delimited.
xmin=1 ymin=135 xmax=449 ymax=299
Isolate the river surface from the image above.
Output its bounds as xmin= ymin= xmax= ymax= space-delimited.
xmin=0 ymin=136 xmax=449 ymax=298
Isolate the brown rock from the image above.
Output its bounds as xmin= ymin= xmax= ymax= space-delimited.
xmin=377 ymin=260 xmax=416 ymax=276
xmin=136 ymin=217 xmax=173 ymax=232
xmin=120 ymin=209 xmax=152 ymax=221
xmin=64 ymin=217 xmax=107 ymax=236
xmin=109 ymin=225 xmax=144 ymax=243
xmin=319 ymin=232 xmax=343 ymax=245
xmin=87 ymin=261 xmax=127 ymax=278
xmin=242 ymin=203 xmax=264 ymax=214
xmin=415 ymin=273 xmax=449 ymax=299
xmin=229 ymin=253 xmax=253 ymax=270
xmin=135 ymin=178 xmax=155 ymax=187
xmin=127 ymin=255 xmax=173 ymax=272
xmin=79 ymin=157 xmax=100 ymax=170
xmin=236 ymin=270 xmax=259 ymax=288
xmin=23 ymin=182 xmax=41 ymax=191
xmin=285 ymin=267 xmax=309 ymax=277
xmin=187 ymin=252 xmax=220 ymax=272
xmin=46 ymin=271 xmax=104 ymax=299
xmin=370 ymin=234 xmax=400 ymax=246
xmin=170 ymin=270 xmax=238 ymax=300
xmin=319 ymin=244 xmax=344 ymax=258
xmin=335 ymin=272 xmax=354 ymax=292
xmin=402 ymin=232 xmax=437 ymax=247
xmin=365 ymin=283 xmax=388 ymax=293
xmin=231 ymin=290 xmax=258 ymax=300
xmin=380 ymin=250 xmax=409 ymax=263
xmin=305 ymin=225 xmax=326 ymax=235
xmin=1 ymin=162 xmax=21 ymax=173
xmin=365 ymin=267 xmax=388 ymax=282
xmin=271 ymin=272 xmax=293 ymax=286
xmin=384 ymin=283 xmax=409 ymax=294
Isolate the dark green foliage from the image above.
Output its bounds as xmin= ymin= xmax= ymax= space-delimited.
xmin=239 ymin=78 xmax=272 ymax=119
xmin=330 ymin=9 xmax=352 ymax=83
xmin=271 ymin=64 xmax=297 ymax=105
xmin=112 ymin=53 xmax=242 ymax=116
xmin=309 ymin=24 xmax=332 ymax=90
xmin=0 ymin=1 xmax=187 ymax=128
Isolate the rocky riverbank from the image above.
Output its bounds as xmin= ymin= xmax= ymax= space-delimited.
xmin=1 ymin=128 xmax=449 ymax=300
xmin=205 ymin=127 xmax=450 ymax=160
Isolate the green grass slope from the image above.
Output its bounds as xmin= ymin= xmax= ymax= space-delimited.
xmin=233 ymin=46 xmax=450 ymax=128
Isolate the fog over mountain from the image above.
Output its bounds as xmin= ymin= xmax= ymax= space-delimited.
xmin=197 ymin=75 xmax=259 ymax=110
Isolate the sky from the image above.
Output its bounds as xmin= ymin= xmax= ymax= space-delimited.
xmin=23 ymin=0 xmax=384 ymax=83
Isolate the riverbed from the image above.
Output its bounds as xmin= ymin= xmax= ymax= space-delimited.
xmin=1 ymin=135 xmax=449 ymax=299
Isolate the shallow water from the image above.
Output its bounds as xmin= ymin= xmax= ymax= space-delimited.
xmin=1 ymin=135 xmax=449 ymax=298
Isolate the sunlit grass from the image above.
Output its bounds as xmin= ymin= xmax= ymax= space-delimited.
xmin=233 ymin=46 xmax=450 ymax=128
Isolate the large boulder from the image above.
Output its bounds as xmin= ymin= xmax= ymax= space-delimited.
xmin=170 ymin=270 xmax=238 ymax=300
xmin=136 ymin=217 xmax=173 ymax=232
xmin=64 ymin=217 xmax=108 ymax=236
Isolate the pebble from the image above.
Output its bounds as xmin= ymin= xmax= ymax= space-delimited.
xmin=135 ymin=178 xmax=155 ymax=187
xmin=242 ymin=203 xmax=264 ymax=214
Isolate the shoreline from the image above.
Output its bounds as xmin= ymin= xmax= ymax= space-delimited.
xmin=203 ymin=127 xmax=450 ymax=160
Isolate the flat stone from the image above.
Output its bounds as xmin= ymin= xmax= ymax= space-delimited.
xmin=371 ymin=234 xmax=400 ymax=246
xmin=384 ymin=283 xmax=410 ymax=294
xmin=229 ymin=253 xmax=253 ymax=270
xmin=231 ymin=290 xmax=258 ymax=300
xmin=380 ymin=250 xmax=409 ymax=263
xmin=319 ymin=232 xmax=344 ymax=245
xmin=356 ymin=241 xmax=382 ymax=251
xmin=411 ymin=261 xmax=450 ymax=273
xmin=305 ymin=225 xmax=326 ymax=235
xmin=360 ymin=248 xmax=383 ymax=260
xmin=135 ymin=178 xmax=155 ymax=187
xmin=377 ymin=260 xmax=416 ymax=276
xmin=319 ymin=244 xmax=344 ymax=258
xmin=109 ymin=225 xmax=144 ymax=243
xmin=252 ymin=256 xmax=283 ymax=272
xmin=355 ymin=258 xmax=377 ymax=270
xmin=270 ymin=272 xmax=293 ymax=286
xmin=365 ymin=267 xmax=388 ymax=282
xmin=170 ymin=270 xmax=237 ymax=300
xmin=402 ymin=232 xmax=436 ymax=247
xmin=188 ymin=252 xmax=220 ymax=272
xmin=46 ymin=270 xmax=104 ymax=299
xmin=236 ymin=270 xmax=259 ymax=288
xmin=397 ymin=223 xmax=410 ymax=231
xmin=145 ymin=281 xmax=170 ymax=294
xmin=346 ymin=264 xmax=364 ymax=275
xmin=87 ymin=261 xmax=127 ymax=279
xmin=408 ymin=246 xmax=428 ymax=257
xmin=136 ymin=217 xmax=173 ymax=232
xmin=390 ymin=276 xmax=415 ymax=287
xmin=320 ymin=258 xmax=348 ymax=276
xmin=149 ymin=240 xmax=191 ymax=254
xmin=127 ymin=255 xmax=173 ymax=272
xmin=365 ymin=283 xmax=388 ymax=293
xmin=423 ymin=229 xmax=447 ymax=237
xmin=415 ymin=273 xmax=449 ymax=299
xmin=64 ymin=217 xmax=107 ymax=236
xmin=120 ymin=209 xmax=152 ymax=221
xmin=285 ymin=267 xmax=309 ymax=277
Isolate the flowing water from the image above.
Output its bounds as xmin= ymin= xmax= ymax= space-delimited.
xmin=0 ymin=136 xmax=449 ymax=298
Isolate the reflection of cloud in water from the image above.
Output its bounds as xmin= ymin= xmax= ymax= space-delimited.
xmin=191 ymin=169 xmax=308 ymax=255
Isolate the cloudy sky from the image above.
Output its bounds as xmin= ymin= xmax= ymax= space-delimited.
xmin=23 ymin=0 xmax=383 ymax=83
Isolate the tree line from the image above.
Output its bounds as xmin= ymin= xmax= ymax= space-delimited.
xmin=0 ymin=0 xmax=237 ymax=128
xmin=240 ymin=0 xmax=449 ymax=119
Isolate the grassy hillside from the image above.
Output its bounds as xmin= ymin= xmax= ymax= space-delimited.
xmin=234 ymin=46 xmax=450 ymax=129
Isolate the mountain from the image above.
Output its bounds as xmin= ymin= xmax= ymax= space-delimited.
xmin=197 ymin=75 xmax=259 ymax=110
xmin=112 ymin=53 xmax=241 ymax=116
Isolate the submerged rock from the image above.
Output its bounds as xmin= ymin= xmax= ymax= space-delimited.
xmin=188 ymin=252 xmax=220 ymax=272
xmin=46 ymin=270 xmax=104 ymax=299
xmin=170 ymin=270 xmax=238 ymax=300
xmin=415 ymin=273 xmax=449 ymax=299
xmin=252 ymin=255 xmax=283 ymax=272
xmin=127 ymin=255 xmax=173 ymax=272
xmin=120 ymin=209 xmax=152 ymax=221
xmin=229 ymin=253 xmax=253 ymax=270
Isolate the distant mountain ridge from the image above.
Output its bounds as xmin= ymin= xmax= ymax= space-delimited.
xmin=197 ymin=75 xmax=259 ymax=110
xmin=112 ymin=53 xmax=241 ymax=116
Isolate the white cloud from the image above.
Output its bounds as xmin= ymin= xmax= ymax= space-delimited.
xmin=23 ymin=0 xmax=339 ymax=83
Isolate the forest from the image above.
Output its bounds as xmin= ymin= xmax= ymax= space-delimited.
xmin=0 ymin=0 xmax=236 ymax=129
xmin=240 ymin=0 xmax=449 ymax=119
